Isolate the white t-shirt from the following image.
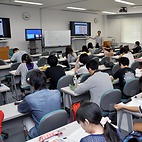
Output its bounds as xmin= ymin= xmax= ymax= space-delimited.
xmin=95 ymin=35 xmax=102 ymax=46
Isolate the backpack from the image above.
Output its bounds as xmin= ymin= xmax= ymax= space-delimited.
xmin=71 ymin=102 xmax=80 ymax=121
xmin=123 ymin=131 xmax=142 ymax=142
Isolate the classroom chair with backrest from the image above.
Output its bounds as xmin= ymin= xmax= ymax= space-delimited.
xmin=123 ymin=78 xmax=140 ymax=98
xmin=8 ymin=48 xmax=13 ymax=58
xmin=88 ymin=54 xmax=95 ymax=60
xmin=100 ymin=89 xmax=121 ymax=121
xmin=38 ymin=109 xmax=68 ymax=135
xmin=37 ymin=57 xmax=47 ymax=67
xmin=0 ymin=59 xmax=7 ymax=66
xmin=130 ymin=61 xmax=140 ymax=71
xmin=100 ymin=56 xmax=109 ymax=65
xmin=50 ymin=51 xmax=57 ymax=56
xmin=57 ymin=75 xmax=73 ymax=92
xmin=41 ymin=51 xmax=49 ymax=56
xmin=112 ymin=64 xmax=120 ymax=75
xmin=80 ymin=73 xmax=91 ymax=83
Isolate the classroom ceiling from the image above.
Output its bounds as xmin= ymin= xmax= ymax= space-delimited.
xmin=0 ymin=0 xmax=142 ymax=14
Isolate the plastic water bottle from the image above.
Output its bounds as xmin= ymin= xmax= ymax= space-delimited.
xmin=73 ymin=75 xmax=78 ymax=86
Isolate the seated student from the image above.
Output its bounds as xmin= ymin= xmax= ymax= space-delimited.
xmin=87 ymin=42 xmax=95 ymax=54
xmin=111 ymin=57 xmax=135 ymax=99
xmin=81 ymin=45 xmax=91 ymax=55
xmin=74 ymin=60 xmax=113 ymax=105
xmin=45 ymin=55 xmax=65 ymax=89
xmin=15 ymin=54 xmax=38 ymax=96
xmin=76 ymin=102 xmax=122 ymax=142
xmin=65 ymin=46 xmax=77 ymax=63
xmin=115 ymin=75 xmax=142 ymax=132
xmin=119 ymin=45 xmax=134 ymax=67
xmin=132 ymin=41 xmax=141 ymax=54
xmin=18 ymin=70 xmax=61 ymax=138
xmin=74 ymin=53 xmax=90 ymax=76
xmin=11 ymin=48 xmax=27 ymax=63
xmin=102 ymin=46 xmax=114 ymax=62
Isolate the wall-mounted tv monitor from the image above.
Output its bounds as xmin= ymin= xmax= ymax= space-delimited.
xmin=25 ymin=29 xmax=42 ymax=41
xmin=70 ymin=21 xmax=91 ymax=36
xmin=0 ymin=17 xmax=11 ymax=38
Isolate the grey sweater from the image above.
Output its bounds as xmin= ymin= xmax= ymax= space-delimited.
xmin=74 ymin=71 xmax=113 ymax=105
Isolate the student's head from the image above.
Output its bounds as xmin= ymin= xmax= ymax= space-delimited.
xmin=119 ymin=57 xmax=129 ymax=68
xmin=105 ymin=46 xmax=112 ymax=52
xmin=29 ymin=69 xmax=47 ymax=90
xmin=123 ymin=45 xmax=130 ymax=53
xmin=47 ymin=55 xmax=58 ymax=67
xmin=76 ymin=102 xmax=121 ymax=142
xmin=76 ymin=102 xmax=102 ymax=133
xmin=86 ymin=59 xmax=98 ymax=75
xmin=13 ymin=48 xmax=19 ymax=53
xmin=135 ymin=41 xmax=140 ymax=46
xmin=21 ymin=54 xmax=32 ymax=63
xmin=82 ymin=45 xmax=89 ymax=53
xmin=97 ymin=30 xmax=101 ymax=36
xmin=88 ymin=42 xmax=93 ymax=49
xmin=79 ymin=53 xmax=89 ymax=65
xmin=66 ymin=46 xmax=73 ymax=56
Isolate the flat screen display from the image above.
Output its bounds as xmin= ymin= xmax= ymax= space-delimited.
xmin=70 ymin=21 xmax=91 ymax=36
xmin=25 ymin=29 xmax=42 ymax=41
xmin=0 ymin=17 xmax=11 ymax=38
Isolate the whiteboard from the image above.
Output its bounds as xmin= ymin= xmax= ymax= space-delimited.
xmin=44 ymin=30 xmax=71 ymax=47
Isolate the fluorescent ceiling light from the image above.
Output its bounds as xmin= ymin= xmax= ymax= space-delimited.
xmin=115 ymin=0 xmax=135 ymax=6
xmin=102 ymin=11 xmax=116 ymax=14
xmin=14 ymin=0 xmax=43 ymax=5
xmin=67 ymin=7 xmax=86 ymax=11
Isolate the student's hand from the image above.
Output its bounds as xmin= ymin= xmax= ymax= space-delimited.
xmin=114 ymin=104 xmax=125 ymax=110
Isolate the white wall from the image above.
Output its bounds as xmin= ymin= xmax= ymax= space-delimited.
xmin=0 ymin=5 xmax=105 ymax=53
xmin=107 ymin=14 xmax=142 ymax=48
xmin=0 ymin=4 xmax=41 ymax=52
xmin=41 ymin=9 xmax=105 ymax=51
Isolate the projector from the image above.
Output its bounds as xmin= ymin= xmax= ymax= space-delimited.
xmin=119 ymin=7 xmax=127 ymax=13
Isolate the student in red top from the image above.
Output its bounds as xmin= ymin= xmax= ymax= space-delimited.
xmin=0 ymin=110 xmax=4 ymax=134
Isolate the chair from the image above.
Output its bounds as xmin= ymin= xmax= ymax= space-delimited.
xmin=38 ymin=109 xmax=68 ymax=135
xmin=80 ymin=73 xmax=90 ymax=83
xmin=50 ymin=51 xmax=57 ymax=56
xmin=37 ymin=57 xmax=47 ymax=67
xmin=9 ymin=63 xmax=21 ymax=71
xmin=100 ymin=89 xmax=121 ymax=124
xmin=100 ymin=89 xmax=121 ymax=115
xmin=100 ymin=56 xmax=109 ymax=65
xmin=112 ymin=64 xmax=120 ymax=75
xmin=41 ymin=51 xmax=49 ymax=56
xmin=0 ymin=59 xmax=7 ymax=66
xmin=123 ymin=78 xmax=140 ymax=97
xmin=9 ymin=48 xmax=13 ymax=58
xmin=88 ymin=54 xmax=95 ymax=60
xmin=130 ymin=61 xmax=140 ymax=70
xmin=57 ymin=75 xmax=73 ymax=92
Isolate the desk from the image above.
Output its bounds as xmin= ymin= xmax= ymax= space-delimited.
xmin=4 ymin=59 xmax=11 ymax=63
xmin=117 ymin=92 xmax=142 ymax=132
xmin=0 ymin=63 xmax=12 ymax=78
xmin=27 ymin=121 xmax=88 ymax=142
xmin=0 ymin=84 xmax=10 ymax=104
xmin=94 ymin=53 xmax=104 ymax=58
xmin=30 ymin=53 xmax=41 ymax=61
xmin=112 ymin=55 xmax=119 ymax=60
xmin=61 ymin=86 xmax=90 ymax=110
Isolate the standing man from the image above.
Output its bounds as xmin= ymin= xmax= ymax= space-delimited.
xmin=94 ymin=31 xmax=103 ymax=49
xmin=10 ymin=48 xmax=27 ymax=63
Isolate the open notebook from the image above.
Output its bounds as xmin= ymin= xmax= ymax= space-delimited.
xmin=65 ymin=127 xmax=89 ymax=142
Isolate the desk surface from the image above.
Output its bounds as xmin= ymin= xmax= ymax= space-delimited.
xmin=27 ymin=121 xmax=88 ymax=142
xmin=30 ymin=54 xmax=41 ymax=57
xmin=0 ymin=84 xmax=10 ymax=92
xmin=0 ymin=63 xmax=12 ymax=70
xmin=0 ymin=102 xmax=24 ymax=122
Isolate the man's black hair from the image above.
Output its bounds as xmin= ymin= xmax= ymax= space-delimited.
xmin=119 ymin=57 xmax=129 ymax=66
xmin=86 ymin=59 xmax=99 ymax=70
